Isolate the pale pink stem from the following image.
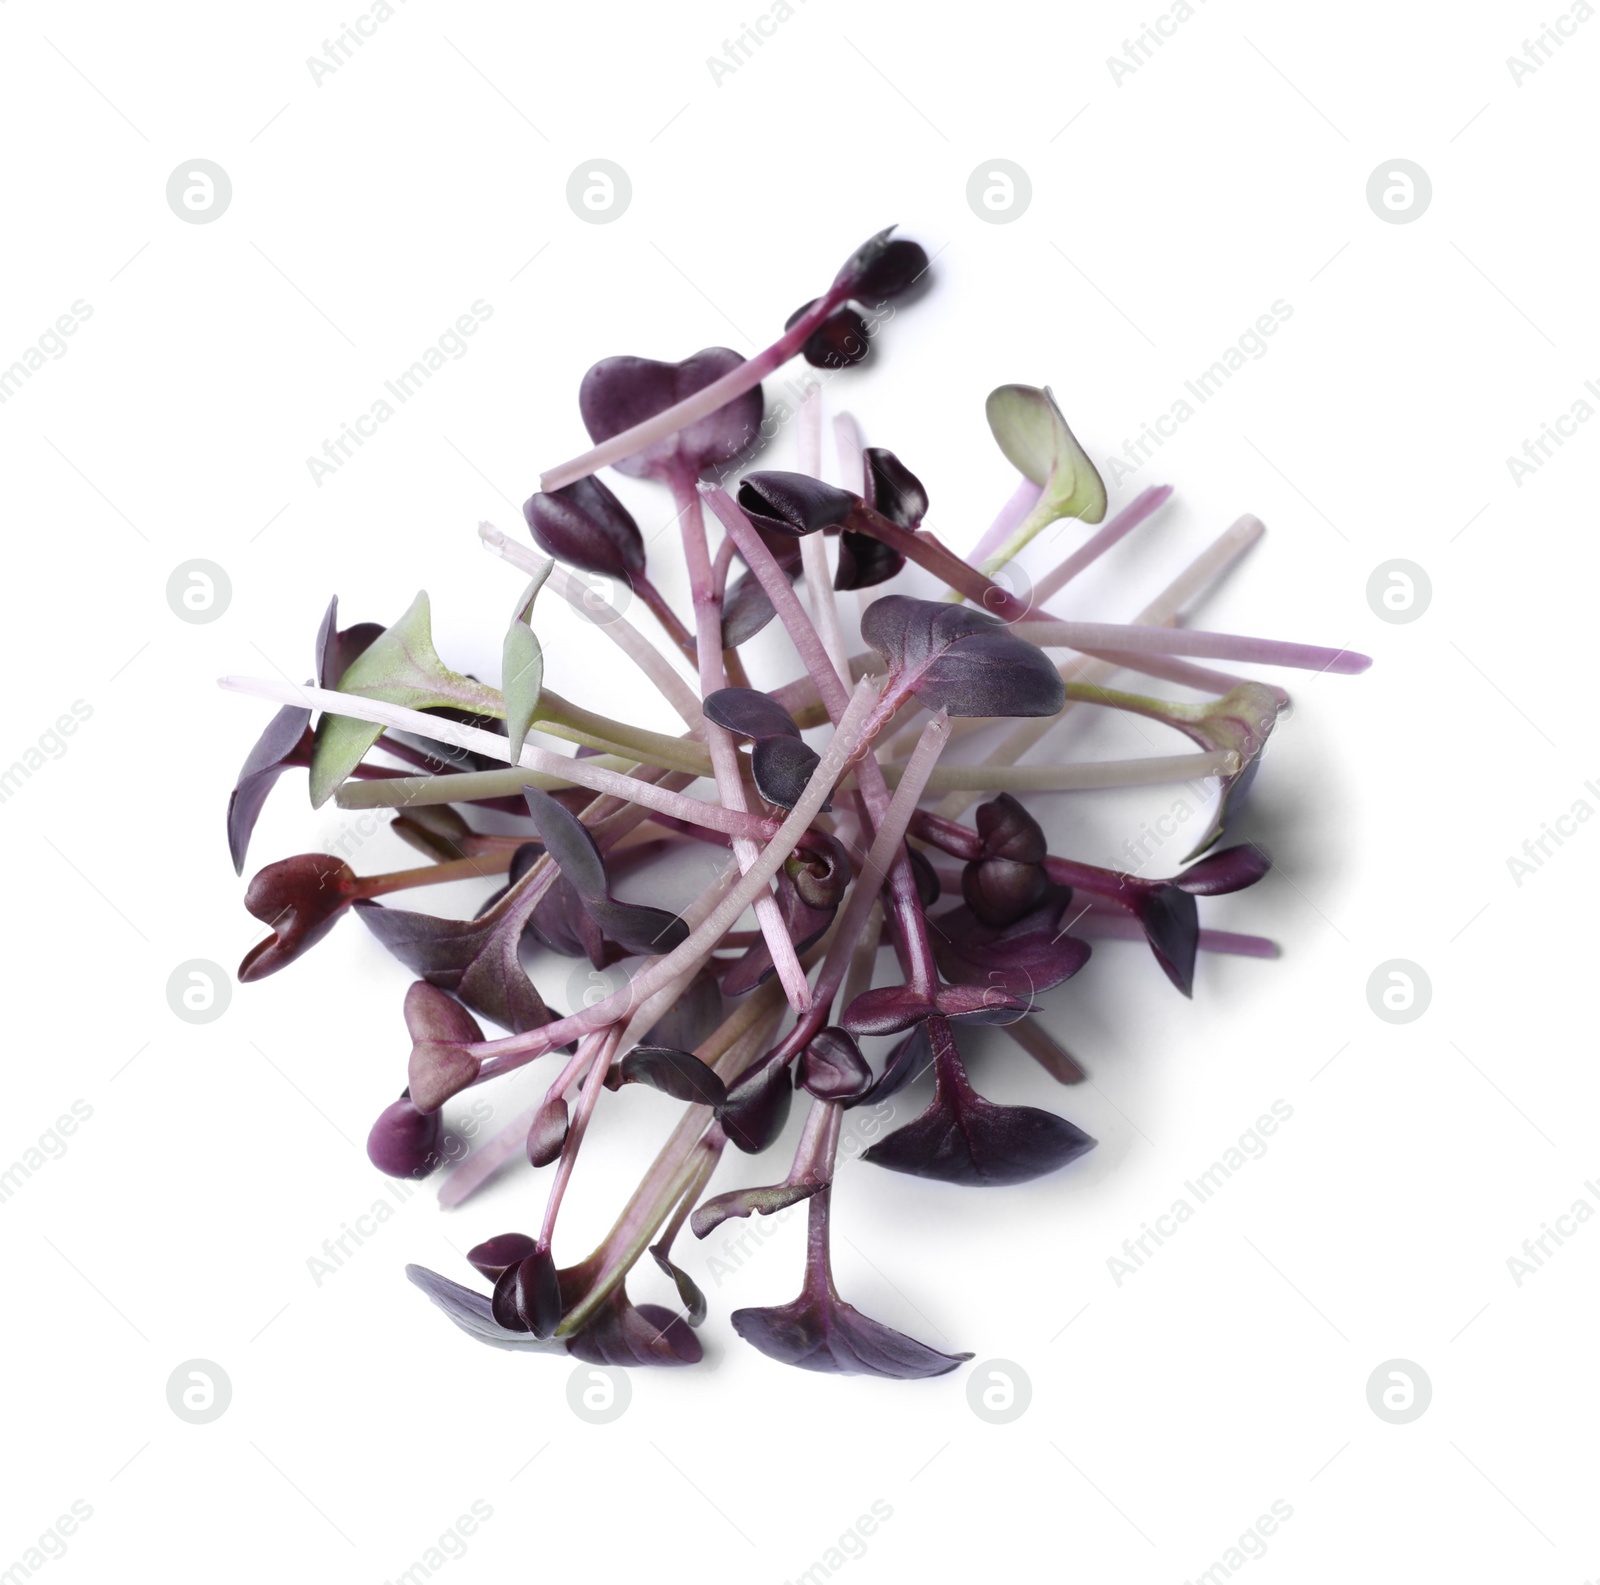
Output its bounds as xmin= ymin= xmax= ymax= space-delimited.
xmin=437 ymin=1100 xmax=537 ymax=1208
xmin=832 ymin=411 xmax=866 ymax=492
xmin=672 ymin=471 xmax=812 ymax=1010
xmin=967 ymin=474 xmax=1046 ymax=566
xmin=467 ymin=677 xmax=881 ymax=1074
xmin=1070 ymin=910 xmax=1279 ymax=959
xmin=795 ymin=388 xmax=852 ymax=690
xmin=538 ymin=1026 xmax=622 ymax=1248
xmin=1010 ymin=620 xmax=1370 ymax=675
xmin=1029 ymin=485 xmax=1172 ymax=608
xmin=540 ymin=292 xmax=848 ymax=491
xmin=217 ymin=676 xmax=772 ymax=840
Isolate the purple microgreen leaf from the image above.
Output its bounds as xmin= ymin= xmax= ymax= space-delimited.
xmin=840 ymin=980 xmax=1033 ymax=1037
xmin=690 ymin=1180 xmax=822 ymax=1240
xmin=961 ymin=856 xmax=1049 ymax=927
xmin=522 ymin=475 xmax=644 ymax=580
xmin=985 ymin=383 xmax=1107 ymax=530
xmin=862 ymin=447 xmax=929 ymax=529
xmin=1172 ymin=842 xmax=1272 ymax=895
xmin=227 ymin=706 xmax=311 ymax=875
xmin=750 ymin=735 xmax=825 ymax=811
xmin=797 ymin=1028 xmax=874 ymax=1103
xmin=933 ymin=907 xmax=1091 ymax=1002
xmin=405 ymin=1264 xmax=565 ymax=1353
xmin=787 ymin=833 xmax=853 ymax=910
xmin=238 ymin=854 xmax=358 ymax=980
xmin=1130 ymin=883 xmax=1200 ymax=997
xmin=648 ymin=1245 xmax=709 ymax=1327
xmin=505 ymin=1248 xmax=563 ymax=1338
xmin=401 ymin=980 xmax=485 ymax=1112
xmin=832 ymin=529 xmax=905 ymax=591
xmin=356 ymin=897 xmax=554 ymax=1034
xmin=702 ymin=687 xmax=802 ymax=742
xmin=736 ymin=471 xmax=859 ymax=537
xmin=578 ymin=347 xmax=763 ymax=484
xmin=730 ymin=1188 xmax=969 ymax=1378
xmin=721 ymin=565 xmax=783 ymax=646
xmin=831 ymin=228 xmax=929 ymax=304
xmin=720 ymin=861 xmax=837 ymax=997
xmin=467 ymin=1232 xmax=539 ymax=1280
xmin=566 ymin=1289 xmax=703 ymax=1367
xmin=863 ymin=1017 xmax=1095 ymax=1186
xmin=528 ymin=1096 xmax=569 ymax=1167
xmin=785 ymin=300 xmax=871 ymax=369
xmin=366 ymin=1093 xmax=445 ymax=1179
xmin=641 ymin=966 xmax=724 ymax=1054
xmin=523 ymin=787 xmax=690 ymax=958
xmin=719 ymin=1058 xmax=793 ymax=1155
xmin=611 ymin=1046 xmax=728 ymax=1108
xmin=863 ymin=1024 xmax=929 ymax=1106
xmin=861 ymin=595 xmax=1065 ymax=718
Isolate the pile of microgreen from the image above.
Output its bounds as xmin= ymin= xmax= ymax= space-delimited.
xmin=222 ymin=229 xmax=1368 ymax=1376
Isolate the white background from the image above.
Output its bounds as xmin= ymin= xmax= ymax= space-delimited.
xmin=2 ymin=1 xmax=1595 ymax=1581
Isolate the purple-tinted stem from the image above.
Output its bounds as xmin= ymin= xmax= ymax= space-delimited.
xmin=1029 ymin=485 xmax=1173 ymax=609
xmin=1071 ymin=909 xmax=1279 ymax=959
xmin=703 ymin=485 xmax=943 ymax=1002
xmin=538 ymin=1026 xmax=620 ymax=1250
xmin=671 ymin=468 xmax=811 ymax=1011
xmin=466 ymin=678 xmax=881 ymax=1074
xmin=539 ymin=290 xmax=850 ymax=491
xmin=966 ymin=474 xmax=1046 ymax=568
xmin=1010 ymin=620 xmax=1371 ymax=675
xmin=438 ymin=1100 xmax=536 ymax=1208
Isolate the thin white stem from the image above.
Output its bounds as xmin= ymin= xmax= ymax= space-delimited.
xmin=1010 ymin=620 xmax=1369 ymax=675
xmin=796 ymin=388 xmax=852 ymax=688
xmin=217 ymin=676 xmax=772 ymax=839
